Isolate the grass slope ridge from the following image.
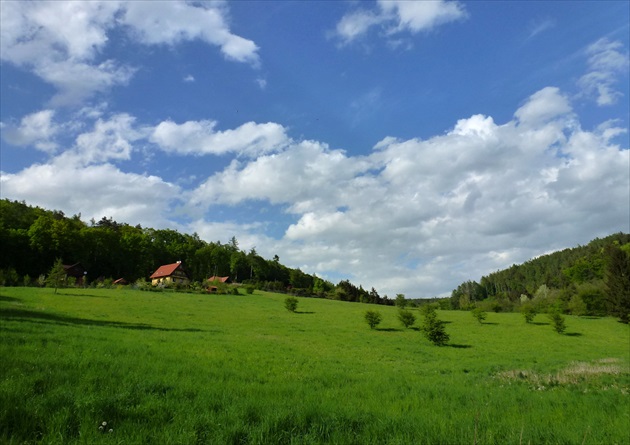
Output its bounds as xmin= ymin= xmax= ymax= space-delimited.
xmin=1 ymin=287 xmax=629 ymax=444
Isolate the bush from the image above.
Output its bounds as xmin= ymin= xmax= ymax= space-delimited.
xmin=397 ymin=309 xmax=416 ymax=328
xmin=471 ymin=307 xmax=487 ymax=324
xmin=568 ymin=294 xmax=587 ymax=316
xmin=364 ymin=310 xmax=382 ymax=329
xmin=245 ymin=284 xmax=255 ymax=294
xmin=548 ymin=311 xmax=567 ymax=334
xmin=1 ymin=268 xmax=20 ymax=286
xmin=284 ymin=296 xmax=298 ymax=312
xmin=134 ymin=279 xmax=150 ymax=291
xmin=521 ymin=303 xmax=537 ymax=323
xmin=420 ymin=306 xmax=449 ymax=346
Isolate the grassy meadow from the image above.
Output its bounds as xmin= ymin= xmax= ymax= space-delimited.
xmin=0 ymin=287 xmax=628 ymax=444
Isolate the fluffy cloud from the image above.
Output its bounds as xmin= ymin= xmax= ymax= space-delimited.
xmin=513 ymin=87 xmax=572 ymax=126
xmin=150 ymin=120 xmax=289 ymax=157
xmin=578 ymin=38 xmax=629 ymax=106
xmin=335 ymin=0 xmax=466 ymax=45
xmin=0 ymin=162 xmax=181 ymax=228
xmin=121 ymin=1 xmax=259 ymax=65
xmin=379 ymin=0 xmax=467 ymax=33
xmin=68 ymin=113 xmax=146 ymax=165
xmin=190 ymin=140 xmax=371 ymax=211
xmin=188 ymin=86 xmax=627 ymax=297
xmin=1 ymin=110 xmax=59 ymax=152
xmin=0 ymin=1 xmax=259 ymax=105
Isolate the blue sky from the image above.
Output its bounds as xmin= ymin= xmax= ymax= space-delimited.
xmin=1 ymin=0 xmax=629 ymax=297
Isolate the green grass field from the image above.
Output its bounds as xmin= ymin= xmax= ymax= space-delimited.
xmin=1 ymin=287 xmax=628 ymax=444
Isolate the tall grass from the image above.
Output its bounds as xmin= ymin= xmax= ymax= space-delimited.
xmin=1 ymin=287 xmax=628 ymax=444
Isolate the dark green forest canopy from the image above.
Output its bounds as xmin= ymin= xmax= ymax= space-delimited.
xmin=0 ymin=199 xmax=389 ymax=304
xmin=450 ymin=232 xmax=630 ymax=321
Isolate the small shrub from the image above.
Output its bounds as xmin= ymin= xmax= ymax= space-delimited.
xmin=521 ymin=304 xmax=537 ymax=323
xmin=419 ymin=303 xmax=439 ymax=317
xmin=364 ymin=310 xmax=382 ymax=329
xmin=245 ymin=284 xmax=255 ymax=294
xmin=134 ymin=279 xmax=150 ymax=291
xmin=471 ymin=307 xmax=487 ymax=324
xmin=284 ymin=296 xmax=298 ymax=312
xmin=548 ymin=311 xmax=567 ymax=334
xmin=397 ymin=309 xmax=416 ymax=328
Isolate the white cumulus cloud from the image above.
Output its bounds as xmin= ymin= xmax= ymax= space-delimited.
xmin=334 ymin=0 xmax=466 ymax=45
xmin=0 ymin=1 xmax=260 ymax=106
xmin=0 ymin=162 xmax=181 ymax=228
xmin=150 ymin=120 xmax=289 ymax=157
xmin=1 ymin=110 xmax=59 ymax=152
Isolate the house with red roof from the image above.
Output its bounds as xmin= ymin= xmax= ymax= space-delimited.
xmin=149 ymin=261 xmax=190 ymax=287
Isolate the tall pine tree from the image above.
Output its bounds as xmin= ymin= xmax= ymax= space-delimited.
xmin=604 ymin=245 xmax=630 ymax=323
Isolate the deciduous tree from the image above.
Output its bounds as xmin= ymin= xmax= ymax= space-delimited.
xmin=46 ymin=258 xmax=66 ymax=294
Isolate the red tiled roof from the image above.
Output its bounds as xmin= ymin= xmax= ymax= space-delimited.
xmin=207 ymin=276 xmax=229 ymax=283
xmin=150 ymin=262 xmax=184 ymax=279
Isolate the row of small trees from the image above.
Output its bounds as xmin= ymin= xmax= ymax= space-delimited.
xmin=284 ymin=294 xmax=450 ymax=346
xmin=364 ymin=305 xmax=450 ymax=345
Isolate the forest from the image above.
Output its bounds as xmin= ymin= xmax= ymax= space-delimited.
xmin=0 ymin=199 xmax=389 ymax=304
xmin=449 ymin=232 xmax=630 ymax=322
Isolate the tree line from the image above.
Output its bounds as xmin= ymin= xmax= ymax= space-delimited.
xmin=449 ymin=232 xmax=630 ymax=323
xmin=0 ymin=199 xmax=392 ymax=305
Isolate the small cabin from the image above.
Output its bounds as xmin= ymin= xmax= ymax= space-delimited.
xmin=149 ymin=261 xmax=190 ymax=286
xmin=63 ymin=262 xmax=86 ymax=285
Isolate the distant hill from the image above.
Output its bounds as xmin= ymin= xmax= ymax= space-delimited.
xmin=450 ymin=233 xmax=630 ymax=321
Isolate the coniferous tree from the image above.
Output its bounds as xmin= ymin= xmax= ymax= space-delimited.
xmin=604 ymin=245 xmax=630 ymax=323
xmin=420 ymin=305 xmax=449 ymax=346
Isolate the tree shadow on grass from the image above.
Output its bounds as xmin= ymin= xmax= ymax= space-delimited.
xmin=0 ymin=307 xmax=209 ymax=332
xmin=295 ymin=311 xmax=315 ymax=314
xmin=480 ymin=322 xmax=499 ymax=325
xmin=0 ymin=295 xmax=22 ymax=303
xmin=565 ymin=332 xmax=583 ymax=337
xmin=448 ymin=343 xmax=472 ymax=349
xmin=530 ymin=322 xmax=550 ymax=326
xmin=376 ymin=327 xmax=403 ymax=332
xmin=57 ymin=292 xmax=109 ymax=298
